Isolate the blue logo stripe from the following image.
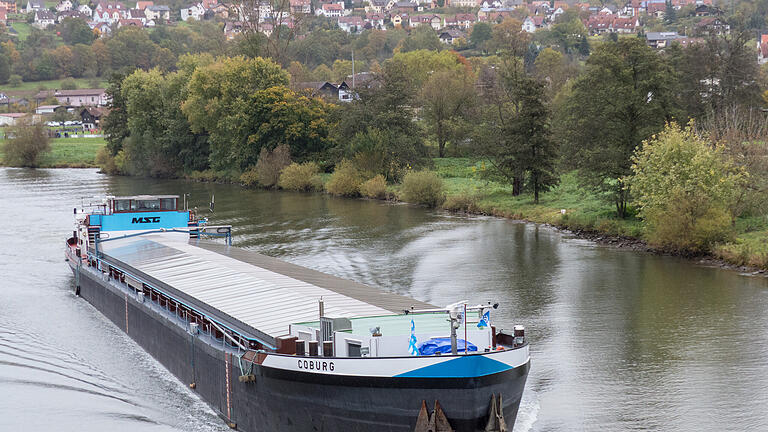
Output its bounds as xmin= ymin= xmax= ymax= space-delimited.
xmin=395 ymin=355 xmax=512 ymax=378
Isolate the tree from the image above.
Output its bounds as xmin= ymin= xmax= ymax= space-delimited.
xmin=489 ymin=18 xmax=530 ymax=56
xmin=470 ymin=22 xmax=492 ymax=50
xmin=475 ymin=61 xmax=557 ymax=201
xmin=400 ymin=25 xmax=441 ymax=52
xmin=102 ymin=72 xmax=129 ymax=156
xmin=334 ymin=60 xmax=428 ymax=180
xmin=1 ymin=119 xmax=51 ymax=167
xmin=665 ymin=31 xmax=761 ymax=120
xmin=421 ymin=69 xmax=476 ymax=157
xmin=0 ymin=53 xmax=9 ymax=84
xmin=664 ymin=0 xmax=677 ymax=24
xmin=533 ymin=47 xmax=576 ymax=98
xmin=182 ymin=56 xmax=289 ymax=169
xmin=60 ymin=77 xmax=78 ymax=90
xmin=629 ymin=122 xmax=745 ymax=252
xmin=558 ymin=38 xmax=677 ymax=217
xmin=59 ymin=18 xmax=95 ymax=45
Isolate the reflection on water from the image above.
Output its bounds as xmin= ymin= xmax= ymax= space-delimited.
xmin=2 ymin=168 xmax=767 ymax=432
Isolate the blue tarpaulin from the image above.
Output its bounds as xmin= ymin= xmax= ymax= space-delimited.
xmin=417 ymin=338 xmax=477 ymax=355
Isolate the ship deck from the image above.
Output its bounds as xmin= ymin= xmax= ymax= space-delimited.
xmin=99 ymin=234 xmax=434 ymax=344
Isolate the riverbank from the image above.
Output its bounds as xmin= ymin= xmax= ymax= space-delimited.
xmin=0 ymin=137 xmax=105 ymax=168
xmin=181 ymin=157 xmax=767 ymax=272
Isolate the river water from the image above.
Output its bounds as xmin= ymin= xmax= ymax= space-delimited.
xmin=1 ymin=167 xmax=767 ymax=432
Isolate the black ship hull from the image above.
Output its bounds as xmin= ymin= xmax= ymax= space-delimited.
xmin=72 ymin=263 xmax=529 ymax=432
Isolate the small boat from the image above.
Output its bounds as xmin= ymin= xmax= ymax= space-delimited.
xmin=65 ymin=194 xmax=529 ymax=432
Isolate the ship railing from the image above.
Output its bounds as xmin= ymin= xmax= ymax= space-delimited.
xmin=85 ymin=250 xmax=276 ymax=352
xmin=91 ymin=226 xmax=233 ymax=258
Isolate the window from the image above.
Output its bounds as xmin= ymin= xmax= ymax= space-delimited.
xmin=115 ymin=200 xmax=131 ymax=212
xmin=135 ymin=199 xmax=161 ymax=210
xmin=160 ymin=198 xmax=176 ymax=210
xmin=347 ymin=340 xmax=362 ymax=357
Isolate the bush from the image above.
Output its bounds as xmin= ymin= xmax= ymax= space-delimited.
xmin=249 ymin=144 xmax=291 ymax=188
xmin=630 ymin=123 xmax=745 ymax=252
xmin=95 ymin=147 xmax=121 ymax=174
xmin=60 ymin=77 xmax=78 ymax=90
xmin=400 ymin=171 xmax=445 ymax=207
xmin=326 ymin=160 xmax=364 ymax=197
xmin=278 ymin=162 xmax=323 ymax=191
xmin=9 ymin=75 xmax=22 ymax=87
xmin=1 ymin=120 xmax=51 ymax=167
xmin=359 ymin=175 xmax=388 ymax=199
xmin=442 ymin=192 xmax=480 ymax=212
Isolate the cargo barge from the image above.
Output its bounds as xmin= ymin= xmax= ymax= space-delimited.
xmin=65 ymin=195 xmax=530 ymax=432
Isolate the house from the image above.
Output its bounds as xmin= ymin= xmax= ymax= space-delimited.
xmin=127 ymin=8 xmax=146 ymax=20
xmin=337 ymin=15 xmax=364 ymax=33
xmin=35 ymin=105 xmax=62 ymax=115
xmin=57 ymin=10 xmax=90 ymax=23
xmin=366 ymin=0 xmax=387 ymax=13
xmin=522 ymin=15 xmax=544 ymax=33
xmin=758 ymin=33 xmax=768 ymax=65
xmin=33 ymin=10 xmax=56 ymax=29
xmin=409 ymin=14 xmax=441 ymax=29
xmin=223 ymin=21 xmax=243 ymax=39
xmin=365 ymin=13 xmax=386 ymax=29
xmin=0 ymin=6 xmax=6 ymax=23
xmin=289 ymin=0 xmax=311 ymax=14
xmin=118 ymin=18 xmax=143 ymax=27
xmin=145 ymin=5 xmax=170 ymax=21
xmin=0 ymin=97 xmax=29 ymax=109
xmin=93 ymin=6 xmax=123 ymax=24
xmin=586 ymin=14 xmax=613 ymax=34
xmin=0 ymin=0 xmax=17 ymax=13
xmin=56 ymin=0 xmax=73 ymax=12
xmin=645 ymin=31 xmax=682 ymax=48
xmin=316 ymin=3 xmax=345 ymax=17
xmin=695 ymin=17 xmax=729 ymax=36
xmin=77 ymin=4 xmax=92 ymax=15
xmin=95 ymin=2 xmax=125 ymax=11
xmin=452 ymin=0 xmax=479 ymax=7
xmin=79 ymin=107 xmax=109 ymax=129
xmin=612 ymin=17 xmax=638 ymax=33
xmin=439 ymin=29 xmax=466 ymax=44
xmin=35 ymin=89 xmax=109 ymax=107
xmin=136 ymin=1 xmax=154 ymax=9
xmin=0 ymin=113 xmax=29 ymax=127
xmin=694 ymin=4 xmax=720 ymax=17
xmin=293 ymin=81 xmax=341 ymax=99
xmin=25 ymin=0 xmax=44 ymax=13
xmin=181 ymin=4 xmax=205 ymax=21
xmin=391 ymin=13 xmax=407 ymax=26
xmin=391 ymin=1 xmax=418 ymax=12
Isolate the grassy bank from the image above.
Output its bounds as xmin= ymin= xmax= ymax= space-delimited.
xmin=176 ymin=157 xmax=768 ymax=271
xmin=0 ymin=137 xmax=106 ymax=168
xmin=0 ymin=78 xmax=108 ymax=97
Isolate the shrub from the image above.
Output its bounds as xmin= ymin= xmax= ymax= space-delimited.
xmin=326 ymin=160 xmax=364 ymax=197
xmin=279 ymin=162 xmax=323 ymax=191
xmin=359 ymin=175 xmax=388 ymax=199
xmin=95 ymin=147 xmax=121 ymax=175
xmin=442 ymin=192 xmax=480 ymax=213
xmin=630 ymin=122 xmax=745 ymax=252
xmin=400 ymin=171 xmax=445 ymax=207
xmin=9 ymin=75 xmax=22 ymax=87
xmin=1 ymin=120 xmax=51 ymax=167
xmin=250 ymin=144 xmax=291 ymax=188
xmin=60 ymin=77 xmax=78 ymax=90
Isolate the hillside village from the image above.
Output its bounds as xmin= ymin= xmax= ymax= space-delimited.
xmin=0 ymin=0 xmax=754 ymax=46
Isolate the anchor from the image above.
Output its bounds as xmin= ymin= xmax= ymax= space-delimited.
xmin=484 ymin=393 xmax=507 ymax=432
xmin=413 ymin=400 xmax=454 ymax=432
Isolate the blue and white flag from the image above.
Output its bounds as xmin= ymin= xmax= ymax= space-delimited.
xmin=408 ymin=318 xmax=418 ymax=356
xmin=477 ymin=310 xmax=490 ymax=329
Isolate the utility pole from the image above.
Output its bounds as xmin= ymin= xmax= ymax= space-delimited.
xmin=351 ymin=48 xmax=355 ymax=89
